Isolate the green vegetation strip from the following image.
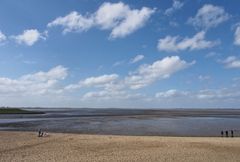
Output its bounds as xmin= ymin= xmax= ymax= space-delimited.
xmin=0 ymin=108 xmax=44 ymax=114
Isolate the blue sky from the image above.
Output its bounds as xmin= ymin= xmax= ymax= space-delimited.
xmin=0 ymin=0 xmax=240 ymax=108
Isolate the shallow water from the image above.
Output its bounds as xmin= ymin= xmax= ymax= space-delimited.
xmin=0 ymin=108 xmax=240 ymax=136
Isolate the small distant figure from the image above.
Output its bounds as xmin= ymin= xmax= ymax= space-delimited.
xmin=221 ymin=131 xmax=224 ymax=137
xmin=38 ymin=129 xmax=49 ymax=137
xmin=38 ymin=129 xmax=42 ymax=137
xmin=231 ymin=130 xmax=234 ymax=138
xmin=225 ymin=131 xmax=229 ymax=137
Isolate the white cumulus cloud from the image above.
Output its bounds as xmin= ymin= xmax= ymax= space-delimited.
xmin=196 ymin=88 xmax=240 ymax=100
xmin=0 ymin=65 xmax=68 ymax=96
xmin=81 ymin=74 xmax=119 ymax=87
xmin=157 ymin=31 xmax=219 ymax=52
xmin=155 ymin=89 xmax=188 ymax=98
xmin=188 ymin=4 xmax=230 ymax=30
xmin=154 ymin=87 xmax=240 ymax=104
xmin=130 ymin=54 xmax=144 ymax=64
xmin=65 ymin=74 xmax=119 ymax=90
xmin=108 ymin=5 xmax=155 ymax=39
xmin=12 ymin=29 xmax=46 ymax=46
xmin=47 ymin=2 xmax=155 ymax=39
xmin=125 ymin=56 xmax=195 ymax=89
xmin=0 ymin=31 xmax=7 ymax=43
xmin=198 ymin=75 xmax=211 ymax=81
xmin=64 ymin=57 xmax=195 ymax=101
xmin=234 ymin=24 xmax=240 ymax=46
xmin=47 ymin=11 xmax=94 ymax=34
xmin=221 ymin=56 xmax=240 ymax=68
xmin=82 ymin=89 xmax=144 ymax=101
xmin=164 ymin=0 xmax=184 ymax=16
xmin=82 ymin=90 xmax=126 ymax=100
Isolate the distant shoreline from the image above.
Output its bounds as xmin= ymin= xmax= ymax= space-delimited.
xmin=0 ymin=108 xmax=44 ymax=114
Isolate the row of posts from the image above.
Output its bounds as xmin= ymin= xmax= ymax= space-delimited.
xmin=221 ymin=130 xmax=234 ymax=137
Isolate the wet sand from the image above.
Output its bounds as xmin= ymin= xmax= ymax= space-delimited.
xmin=0 ymin=131 xmax=240 ymax=162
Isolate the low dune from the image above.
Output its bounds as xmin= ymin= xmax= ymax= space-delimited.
xmin=0 ymin=131 xmax=239 ymax=162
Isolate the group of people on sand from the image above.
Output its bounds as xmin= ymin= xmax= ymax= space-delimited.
xmin=38 ymin=129 xmax=48 ymax=137
xmin=221 ymin=130 xmax=234 ymax=137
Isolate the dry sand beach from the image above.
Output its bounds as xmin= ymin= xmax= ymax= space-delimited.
xmin=0 ymin=131 xmax=240 ymax=162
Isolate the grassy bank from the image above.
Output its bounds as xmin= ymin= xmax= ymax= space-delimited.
xmin=0 ymin=108 xmax=44 ymax=114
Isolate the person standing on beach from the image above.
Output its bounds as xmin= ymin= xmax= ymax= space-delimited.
xmin=225 ymin=131 xmax=229 ymax=137
xmin=221 ymin=131 xmax=224 ymax=137
xmin=38 ymin=129 xmax=42 ymax=137
xmin=231 ymin=130 xmax=234 ymax=137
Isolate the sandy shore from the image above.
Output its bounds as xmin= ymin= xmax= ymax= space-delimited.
xmin=0 ymin=131 xmax=240 ymax=162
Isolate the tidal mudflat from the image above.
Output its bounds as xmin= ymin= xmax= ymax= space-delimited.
xmin=0 ymin=108 xmax=240 ymax=136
